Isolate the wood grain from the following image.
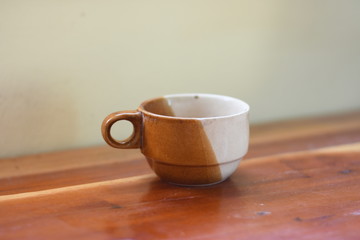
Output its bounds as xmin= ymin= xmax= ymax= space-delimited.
xmin=0 ymin=111 xmax=360 ymax=239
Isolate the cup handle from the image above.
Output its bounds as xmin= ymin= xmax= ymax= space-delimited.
xmin=101 ymin=110 xmax=142 ymax=149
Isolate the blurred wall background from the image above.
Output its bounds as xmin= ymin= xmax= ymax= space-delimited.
xmin=1 ymin=0 xmax=360 ymax=158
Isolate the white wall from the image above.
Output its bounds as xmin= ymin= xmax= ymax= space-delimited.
xmin=1 ymin=0 xmax=360 ymax=158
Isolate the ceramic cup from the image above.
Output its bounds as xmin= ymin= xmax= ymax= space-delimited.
xmin=101 ymin=93 xmax=250 ymax=186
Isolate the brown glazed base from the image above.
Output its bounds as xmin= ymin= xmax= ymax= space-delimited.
xmin=166 ymin=178 xmax=228 ymax=187
xmin=146 ymin=157 xmax=230 ymax=186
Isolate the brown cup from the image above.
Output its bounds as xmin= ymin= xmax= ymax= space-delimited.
xmin=102 ymin=93 xmax=249 ymax=186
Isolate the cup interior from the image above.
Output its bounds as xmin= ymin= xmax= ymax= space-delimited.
xmin=140 ymin=93 xmax=249 ymax=119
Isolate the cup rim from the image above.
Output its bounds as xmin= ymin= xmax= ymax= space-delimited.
xmin=137 ymin=93 xmax=250 ymax=120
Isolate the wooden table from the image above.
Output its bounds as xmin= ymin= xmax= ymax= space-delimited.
xmin=1 ymin=111 xmax=360 ymax=240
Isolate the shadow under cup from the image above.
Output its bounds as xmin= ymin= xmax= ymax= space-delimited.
xmin=102 ymin=94 xmax=249 ymax=186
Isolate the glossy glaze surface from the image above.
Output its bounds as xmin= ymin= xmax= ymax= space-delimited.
xmin=102 ymin=94 xmax=249 ymax=185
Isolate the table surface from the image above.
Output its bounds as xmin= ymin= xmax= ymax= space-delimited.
xmin=1 ymin=111 xmax=360 ymax=240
